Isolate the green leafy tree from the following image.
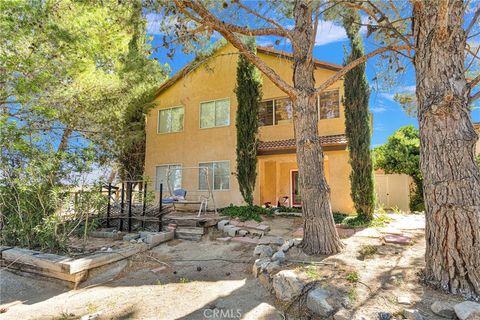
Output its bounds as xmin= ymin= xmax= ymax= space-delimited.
xmin=234 ymin=37 xmax=261 ymax=205
xmin=374 ymin=126 xmax=424 ymax=211
xmin=0 ymin=0 xmax=167 ymax=250
xmin=342 ymin=8 xmax=375 ymax=220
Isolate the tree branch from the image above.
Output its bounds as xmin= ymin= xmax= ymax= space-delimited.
xmin=469 ymin=90 xmax=480 ymax=103
xmin=466 ymin=5 xmax=480 ymax=36
xmin=177 ymin=1 xmax=290 ymax=38
xmin=344 ymin=1 xmax=413 ymax=48
xmin=315 ymin=45 xmax=411 ymax=94
xmin=236 ymin=0 xmax=292 ymax=39
xmin=468 ymin=74 xmax=480 ymax=89
xmin=176 ymin=0 xmax=296 ymax=96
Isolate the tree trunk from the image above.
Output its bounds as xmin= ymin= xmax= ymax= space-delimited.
xmin=413 ymin=0 xmax=480 ymax=298
xmin=293 ymin=0 xmax=343 ymax=255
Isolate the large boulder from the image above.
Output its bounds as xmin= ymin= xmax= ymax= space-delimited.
xmin=454 ymin=301 xmax=480 ymax=320
xmin=306 ymin=288 xmax=334 ymax=318
xmin=272 ymin=270 xmax=307 ymax=301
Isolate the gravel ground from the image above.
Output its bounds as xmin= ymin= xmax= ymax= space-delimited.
xmin=0 ymin=240 xmax=280 ymax=320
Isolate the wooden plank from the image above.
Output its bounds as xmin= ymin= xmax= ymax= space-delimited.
xmin=2 ymin=247 xmax=72 ymax=273
xmin=64 ymin=246 xmax=142 ymax=274
xmin=1 ymin=260 xmax=87 ymax=283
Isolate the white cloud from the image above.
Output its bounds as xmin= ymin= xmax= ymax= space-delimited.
xmin=146 ymin=13 xmax=164 ymax=35
xmin=315 ymin=21 xmax=348 ymax=46
xmin=371 ymin=106 xmax=387 ymax=113
xmin=315 ymin=17 xmax=368 ymax=47
xmin=379 ymin=85 xmax=416 ymax=102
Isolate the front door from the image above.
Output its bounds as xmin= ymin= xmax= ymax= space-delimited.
xmin=291 ymin=170 xmax=302 ymax=207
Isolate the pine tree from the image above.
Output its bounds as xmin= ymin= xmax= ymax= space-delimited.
xmin=342 ymin=9 xmax=375 ymax=220
xmin=235 ymin=37 xmax=261 ymax=205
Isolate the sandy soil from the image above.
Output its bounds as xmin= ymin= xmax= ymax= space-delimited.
xmin=0 ymin=214 xmax=468 ymax=320
xmin=0 ymin=240 xmax=279 ymax=320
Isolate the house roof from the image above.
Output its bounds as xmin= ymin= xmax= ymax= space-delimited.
xmin=258 ymin=134 xmax=348 ymax=154
xmin=153 ymin=45 xmax=343 ymax=99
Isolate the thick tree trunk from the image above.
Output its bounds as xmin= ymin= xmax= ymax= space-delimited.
xmin=413 ymin=0 xmax=480 ymax=298
xmin=293 ymin=0 xmax=343 ymax=255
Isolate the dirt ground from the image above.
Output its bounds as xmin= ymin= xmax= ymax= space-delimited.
xmin=0 ymin=214 xmax=468 ymax=320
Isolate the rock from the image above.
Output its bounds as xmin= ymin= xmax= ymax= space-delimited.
xmin=334 ymin=308 xmax=351 ymax=320
xmin=306 ymin=288 xmax=334 ymax=318
xmin=217 ymin=220 xmax=230 ymax=231
xmin=377 ymin=312 xmax=392 ymax=320
xmin=253 ymin=245 xmax=273 ymax=258
xmin=293 ymin=238 xmax=302 ymax=246
xmin=137 ymin=238 xmax=144 ymax=243
xmin=431 ymin=301 xmax=456 ymax=319
xmin=252 ymin=258 xmax=270 ymax=277
xmin=272 ymin=270 xmax=306 ymax=301
xmin=280 ymin=239 xmax=294 ymax=252
xmin=258 ymin=272 xmax=273 ymax=291
xmin=216 ymin=237 xmax=232 ymax=242
xmin=454 ymin=301 xmax=480 ymax=320
xmin=398 ymin=296 xmax=411 ymax=305
xmin=403 ymin=309 xmax=424 ymax=320
xmin=129 ymin=239 xmax=137 ymax=243
xmin=271 ymin=250 xmax=286 ymax=263
xmin=265 ymin=261 xmax=281 ymax=274
xmin=80 ymin=314 xmax=100 ymax=320
xmin=106 ymin=247 xmax=113 ymax=252
xmin=100 ymin=247 xmax=107 ymax=251
xmin=238 ymin=229 xmax=249 ymax=237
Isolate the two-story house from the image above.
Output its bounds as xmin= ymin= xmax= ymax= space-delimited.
xmin=144 ymin=43 xmax=355 ymax=213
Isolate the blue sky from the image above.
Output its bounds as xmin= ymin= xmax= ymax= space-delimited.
xmin=146 ymin=15 xmax=480 ymax=147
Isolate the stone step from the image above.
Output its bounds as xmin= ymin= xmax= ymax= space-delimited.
xmin=175 ymin=227 xmax=205 ymax=241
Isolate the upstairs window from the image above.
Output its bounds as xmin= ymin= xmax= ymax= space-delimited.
xmin=158 ymin=107 xmax=184 ymax=133
xmin=319 ymin=89 xmax=340 ymax=119
xmin=200 ymin=98 xmax=230 ymax=128
xmin=198 ymin=161 xmax=230 ymax=190
xmin=259 ymin=98 xmax=293 ymax=126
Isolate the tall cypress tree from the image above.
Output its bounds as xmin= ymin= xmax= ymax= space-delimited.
xmin=235 ymin=37 xmax=262 ymax=205
xmin=342 ymin=9 xmax=375 ymax=219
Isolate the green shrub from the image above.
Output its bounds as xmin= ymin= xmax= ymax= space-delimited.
xmin=346 ymin=270 xmax=359 ymax=283
xmin=218 ymin=204 xmax=273 ymax=222
xmin=341 ymin=211 xmax=392 ymax=229
xmin=333 ymin=212 xmax=349 ymax=224
xmin=273 ymin=206 xmax=302 ymax=213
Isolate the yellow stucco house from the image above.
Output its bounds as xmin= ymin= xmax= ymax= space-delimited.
xmin=144 ymin=43 xmax=355 ymax=213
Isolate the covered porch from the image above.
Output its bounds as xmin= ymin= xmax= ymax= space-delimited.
xmin=253 ymin=135 xmax=355 ymax=214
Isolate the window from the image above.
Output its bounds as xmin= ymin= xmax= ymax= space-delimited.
xmin=200 ymin=98 xmax=230 ymax=128
xmin=158 ymin=107 xmax=184 ymax=133
xmin=258 ymin=98 xmax=293 ymax=126
xmin=319 ymin=90 xmax=340 ymax=119
xmin=198 ymin=161 xmax=230 ymax=190
xmin=259 ymin=100 xmax=274 ymax=126
xmin=155 ymin=164 xmax=182 ymax=191
xmin=274 ymin=98 xmax=293 ymax=124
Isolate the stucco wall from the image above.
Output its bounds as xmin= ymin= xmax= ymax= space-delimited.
xmin=144 ymin=43 xmax=353 ymax=212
